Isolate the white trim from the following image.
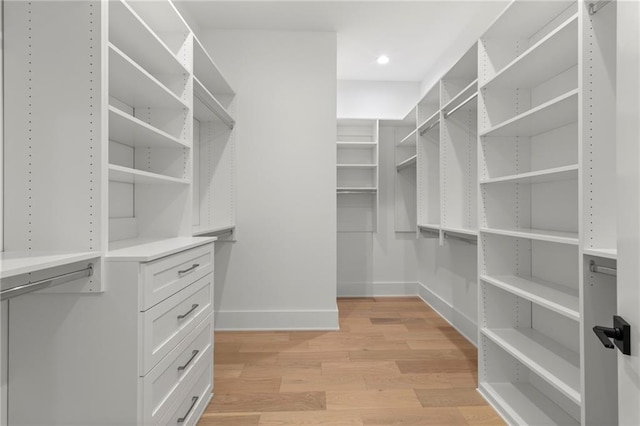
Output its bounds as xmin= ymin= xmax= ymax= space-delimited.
xmin=337 ymin=281 xmax=418 ymax=297
xmin=214 ymin=308 xmax=339 ymax=331
xmin=417 ymin=281 xmax=477 ymax=346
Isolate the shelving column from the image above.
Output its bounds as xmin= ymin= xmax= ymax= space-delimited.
xmin=477 ymin=2 xmax=582 ymax=424
xmin=395 ymin=107 xmax=418 ymax=233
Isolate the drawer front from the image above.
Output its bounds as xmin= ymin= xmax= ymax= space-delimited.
xmin=141 ymin=244 xmax=214 ymax=311
xmin=142 ymin=274 xmax=213 ymax=374
xmin=161 ymin=362 xmax=213 ymax=426
xmin=142 ymin=314 xmax=213 ymax=425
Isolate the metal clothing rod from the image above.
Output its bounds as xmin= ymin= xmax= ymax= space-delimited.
xmin=589 ymin=260 xmax=617 ymax=277
xmin=444 ymin=92 xmax=478 ymax=119
xmin=1 ymin=263 xmax=94 ymax=301
xmin=419 ymin=120 xmax=440 ymax=136
xmin=589 ymin=0 xmax=612 ymax=15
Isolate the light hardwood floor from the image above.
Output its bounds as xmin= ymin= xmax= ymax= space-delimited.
xmin=199 ymin=297 xmax=505 ymax=425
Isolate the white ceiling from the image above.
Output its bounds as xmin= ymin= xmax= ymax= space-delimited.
xmin=176 ymin=1 xmax=509 ymax=84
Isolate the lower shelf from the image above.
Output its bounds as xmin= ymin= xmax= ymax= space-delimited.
xmin=479 ymin=382 xmax=579 ymax=426
xmin=481 ymin=328 xmax=581 ymax=405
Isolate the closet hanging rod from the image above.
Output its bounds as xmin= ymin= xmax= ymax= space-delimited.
xmin=589 ymin=260 xmax=616 ymax=277
xmin=589 ymin=0 xmax=612 ymax=15
xmin=1 ymin=263 xmax=94 ymax=301
xmin=419 ymin=120 xmax=440 ymax=136
xmin=444 ymin=92 xmax=478 ymax=119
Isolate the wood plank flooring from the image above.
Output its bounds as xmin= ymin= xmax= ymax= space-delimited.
xmin=199 ymin=297 xmax=504 ymax=426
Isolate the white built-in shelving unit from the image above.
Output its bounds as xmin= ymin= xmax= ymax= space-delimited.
xmin=2 ymin=0 xmax=236 ymax=424
xmin=337 ymin=119 xmax=379 ymax=232
xmin=477 ymin=1 xmax=618 ymax=424
xmin=394 ymin=107 xmax=418 ymax=233
xmin=416 ymin=87 xmax=441 ymax=237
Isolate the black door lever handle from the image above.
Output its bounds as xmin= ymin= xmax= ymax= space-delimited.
xmin=593 ymin=316 xmax=631 ymax=355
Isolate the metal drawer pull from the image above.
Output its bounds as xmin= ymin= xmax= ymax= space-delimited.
xmin=177 ymin=304 xmax=199 ymax=320
xmin=177 ymin=396 xmax=199 ymax=423
xmin=177 ymin=350 xmax=200 ymax=371
xmin=178 ymin=263 xmax=199 ymax=277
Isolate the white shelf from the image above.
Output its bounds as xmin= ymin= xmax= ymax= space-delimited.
xmin=442 ymin=79 xmax=477 ymax=117
xmin=396 ymin=155 xmax=417 ymax=171
xmin=109 ymin=0 xmax=187 ymax=78
xmin=193 ymin=76 xmax=235 ymax=129
xmin=481 ymin=274 xmax=579 ymax=321
xmin=480 ymin=383 xmax=579 ymax=426
xmin=0 ymin=252 xmax=99 ymax=279
xmin=480 ymin=165 xmax=579 ymax=185
xmin=483 ymin=15 xmax=578 ymax=91
xmin=109 ymin=44 xmax=188 ymax=110
xmin=337 ymin=164 xmax=377 ymax=169
xmin=106 ymin=237 xmax=216 ymax=262
xmin=442 ymin=226 xmax=478 ymax=239
xmin=193 ymin=36 xmax=234 ymax=97
xmin=399 ymin=128 xmax=417 ymax=146
xmin=336 ymin=142 xmax=377 ymax=148
xmin=483 ymin=1 xmax=575 ymax=39
xmin=481 ymin=89 xmax=578 ymax=137
xmin=480 ymin=227 xmax=579 ymax=245
xmin=481 ymin=328 xmax=581 ymax=405
xmin=109 ymin=106 xmax=189 ymax=149
xmin=583 ymin=248 xmax=617 ymax=260
xmin=109 ymin=164 xmax=190 ymax=185
xmin=193 ymin=224 xmax=235 ymax=238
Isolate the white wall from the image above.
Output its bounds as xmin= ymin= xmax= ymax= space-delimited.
xmin=338 ymin=80 xmax=420 ymax=120
xmin=337 ymin=125 xmax=419 ymax=296
xmin=202 ymin=29 xmax=338 ymax=330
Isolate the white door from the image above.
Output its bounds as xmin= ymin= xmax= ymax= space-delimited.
xmin=617 ymin=1 xmax=640 ymax=424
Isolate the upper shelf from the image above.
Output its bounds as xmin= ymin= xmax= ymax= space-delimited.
xmin=481 ymin=89 xmax=578 ymax=137
xmin=399 ymin=128 xmax=418 ymax=147
xmin=483 ymin=1 xmax=575 ymax=39
xmin=193 ymin=36 xmax=235 ymax=98
xmin=442 ymin=80 xmax=477 ymax=118
xmin=481 ymin=227 xmax=579 ymax=246
xmin=193 ymin=77 xmax=235 ymax=129
xmin=109 ymin=44 xmax=189 ymax=110
xmin=109 ymin=0 xmax=187 ymax=78
xmin=337 ymin=142 xmax=377 ymax=149
xmin=482 ymin=15 xmax=578 ymax=91
xmin=108 ymin=164 xmax=190 ymax=185
xmin=480 ymin=165 xmax=579 ymax=185
xmin=396 ymin=155 xmax=417 ymax=171
xmin=109 ymin=106 xmax=189 ymax=150
xmin=418 ymin=110 xmax=440 ymax=136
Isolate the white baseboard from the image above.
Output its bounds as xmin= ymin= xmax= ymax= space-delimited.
xmin=214 ymin=308 xmax=340 ymax=331
xmin=417 ymin=281 xmax=477 ymax=346
xmin=337 ymin=281 xmax=418 ymax=297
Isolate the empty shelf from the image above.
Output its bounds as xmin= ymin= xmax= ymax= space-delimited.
xmin=442 ymin=226 xmax=478 ymax=239
xmin=396 ymin=155 xmax=417 ymax=171
xmin=482 ymin=328 xmax=581 ymax=405
xmin=480 ymin=227 xmax=578 ymax=245
xmin=193 ymin=76 xmax=235 ymax=128
xmin=193 ymin=36 xmax=235 ymax=97
xmin=480 ymin=165 xmax=579 ymax=185
xmin=480 ymin=382 xmax=579 ymax=426
xmin=583 ymin=248 xmax=617 ymax=260
xmin=442 ymin=80 xmax=478 ymax=118
xmin=337 ymin=164 xmax=377 ymax=169
xmin=483 ymin=15 xmax=578 ymax=90
xmin=481 ymin=89 xmax=578 ymax=137
xmin=481 ymin=274 xmax=579 ymax=321
xmin=109 ymin=164 xmax=189 ymax=185
xmin=399 ymin=128 xmax=418 ymax=146
xmin=0 ymin=251 xmax=99 ymax=279
xmin=109 ymin=106 xmax=188 ymax=149
xmin=107 ymin=237 xmax=216 ymax=262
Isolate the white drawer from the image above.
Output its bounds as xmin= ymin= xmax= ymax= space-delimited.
xmin=161 ymin=362 xmax=213 ymax=426
xmin=140 ymin=243 xmax=214 ymax=311
xmin=142 ymin=314 xmax=212 ymax=425
xmin=141 ymin=274 xmax=213 ymax=374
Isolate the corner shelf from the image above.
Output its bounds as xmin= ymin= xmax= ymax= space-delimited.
xmin=481 ymin=89 xmax=578 ymax=137
xmin=109 ymin=106 xmax=189 ymax=149
xmin=481 ymin=274 xmax=579 ymax=321
xmin=482 ymin=328 xmax=581 ymax=405
xmin=108 ymin=164 xmax=190 ymax=185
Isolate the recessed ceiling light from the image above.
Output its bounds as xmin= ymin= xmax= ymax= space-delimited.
xmin=377 ymin=55 xmax=390 ymax=65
